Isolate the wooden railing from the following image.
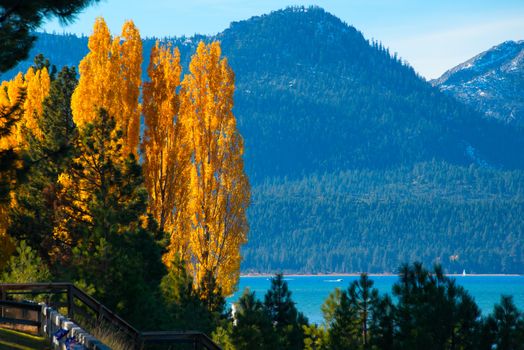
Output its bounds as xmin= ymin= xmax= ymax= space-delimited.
xmin=0 ymin=299 xmax=42 ymax=329
xmin=0 ymin=283 xmax=221 ymax=350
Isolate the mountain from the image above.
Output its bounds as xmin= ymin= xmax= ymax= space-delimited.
xmin=432 ymin=40 xmax=524 ymax=125
xmin=2 ymin=6 xmax=524 ymax=273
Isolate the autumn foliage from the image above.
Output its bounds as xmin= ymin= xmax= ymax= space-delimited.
xmin=0 ymin=64 xmax=50 ymax=264
xmin=142 ymin=40 xmax=249 ymax=297
xmin=1 ymin=17 xmax=249 ymax=309
xmin=71 ymin=18 xmax=142 ymax=157
xmin=142 ymin=42 xmax=189 ymax=263
xmin=179 ymin=42 xmax=250 ymax=296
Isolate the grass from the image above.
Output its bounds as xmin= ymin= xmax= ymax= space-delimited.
xmin=0 ymin=327 xmax=50 ymax=350
xmin=87 ymin=321 xmax=133 ymax=350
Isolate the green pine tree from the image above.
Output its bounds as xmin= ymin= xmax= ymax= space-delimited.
xmin=232 ymin=288 xmax=277 ymax=350
xmin=160 ymin=256 xmax=219 ymax=334
xmin=9 ymin=66 xmax=77 ymax=259
xmin=392 ymin=263 xmax=482 ymax=350
xmin=1 ymin=240 xmax=50 ymax=283
xmin=483 ymin=296 xmax=524 ymax=350
xmin=264 ymin=273 xmax=308 ymax=349
xmin=0 ymin=1 xmax=100 ymax=72
xmin=54 ymin=108 xmax=165 ymax=328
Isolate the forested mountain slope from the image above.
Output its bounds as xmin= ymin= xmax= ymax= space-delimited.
xmin=245 ymin=162 xmax=524 ymax=273
xmin=3 ymin=7 xmax=524 ymax=273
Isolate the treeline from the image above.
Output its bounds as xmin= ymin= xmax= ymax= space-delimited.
xmin=0 ymin=17 xmax=248 ymax=333
xmin=245 ymin=162 xmax=524 ymax=273
xmin=216 ymin=263 xmax=524 ymax=350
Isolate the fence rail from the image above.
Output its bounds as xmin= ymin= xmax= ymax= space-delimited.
xmin=0 ymin=283 xmax=221 ymax=350
xmin=0 ymin=299 xmax=42 ymax=329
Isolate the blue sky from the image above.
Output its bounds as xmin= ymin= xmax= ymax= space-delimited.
xmin=43 ymin=0 xmax=524 ymax=79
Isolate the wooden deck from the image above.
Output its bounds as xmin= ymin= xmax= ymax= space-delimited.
xmin=0 ymin=327 xmax=50 ymax=350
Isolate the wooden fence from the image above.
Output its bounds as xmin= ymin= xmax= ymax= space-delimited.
xmin=0 ymin=283 xmax=221 ymax=350
xmin=0 ymin=299 xmax=42 ymax=329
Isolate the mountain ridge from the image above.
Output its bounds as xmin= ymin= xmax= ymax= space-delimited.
xmin=3 ymin=6 xmax=524 ymax=273
xmin=432 ymin=40 xmax=524 ymax=125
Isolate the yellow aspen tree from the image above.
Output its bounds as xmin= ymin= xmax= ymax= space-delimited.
xmin=116 ymin=21 xmax=142 ymax=156
xmin=179 ymin=41 xmax=250 ymax=297
xmin=23 ymin=66 xmax=50 ymax=142
xmin=0 ymin=73 xmax=25 ymax=150
xmin=71 ymin=18 xmax=142 ymax=156
xmin=71 ymin=17 xmax=112 ymax=127
xmin=142 ymin=42 xmax=189 ymax=267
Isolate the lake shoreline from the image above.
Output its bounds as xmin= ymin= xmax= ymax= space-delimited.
xmin=240 ymin=273 xmax=523 ymax=277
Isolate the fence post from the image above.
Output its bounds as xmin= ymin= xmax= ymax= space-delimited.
xmin=38 ymin=303 xmax=46 ymax=336
xmin=0 ymin=286 xmax=5 ymax=319
xmin=195 ymin=335 xmax=203 ymax=350
xmin=135 ymin=334 xmax=143 ymax=350
xmin=67 ymin=284 xmax=74 ymax=319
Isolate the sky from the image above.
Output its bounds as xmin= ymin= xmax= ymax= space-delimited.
xmin=43 ymin=0 xmax=524 ymax=80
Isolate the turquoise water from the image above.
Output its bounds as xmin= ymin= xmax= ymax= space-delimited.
xmin=227 ymin=275 xmax=524 ymax=324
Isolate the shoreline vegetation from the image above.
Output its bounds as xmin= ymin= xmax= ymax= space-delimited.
xmin=228 ymin=265 xmax=524 ymax=349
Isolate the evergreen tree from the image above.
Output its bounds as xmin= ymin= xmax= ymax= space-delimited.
xmin=232 ymin=288 xmax=276 ymax=350
xmin=0 ymin=240 xmax=50 ymax=283
xmin=321 ymin=287 xmax=342 ymax=327
xmin=347 ymin=273 xmax=380 ymax=349
xmin=392 ymin=263 xmax=482 ymax=350
xmin=53 ymin=109 xmax=164 ymax=327
xmin=328 ymin=274 xmax=381 ymax=350
xmin=160 ymin=256 xmax=218 ymax=334
xmin=482 ymin=296 xmax=524 ymax=350
xmin=263 ymin=273 xmax=308 ymax=349
xmin=1 ymin=0 xmax=97 ymax=233
xmin=0 ymin=93 xmax=24 ymax=238
xmin=329 ymin=288 xmax=360 ymax=350
xmin=303 ymin=324 xmax=329 ymax=350
xmin=0 ymin=1 xmax=100 ymax=72
xmin=1 ymin=59 xmax=50 ymax=264
xmin=9 ymin=66 xmax=77 ymax=259
xmin=369 ymin=294 xmax=395 ymax=350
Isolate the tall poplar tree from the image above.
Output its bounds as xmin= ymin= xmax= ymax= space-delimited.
xmin=23 ymin=66 xmax=51 ymax=142
xmin=142 ymin=41 xmax=189 ymax=267
xmin=179 ymin=41 xmax=250 ymax=297
xmin=70 ymin=17 xmax=142 ymax=156
xmin=117 ymin=21 xmax=142 ymax=156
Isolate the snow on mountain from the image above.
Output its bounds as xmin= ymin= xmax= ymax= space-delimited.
xmin=432 ymin=40 xmax=524 ymax=125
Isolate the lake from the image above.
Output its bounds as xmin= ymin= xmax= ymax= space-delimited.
xmin=227 ymin=275 xmax=524 ymax=324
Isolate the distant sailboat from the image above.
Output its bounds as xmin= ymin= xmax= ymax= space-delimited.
xmin=462 ymin=269 xmax=466 ymax=276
